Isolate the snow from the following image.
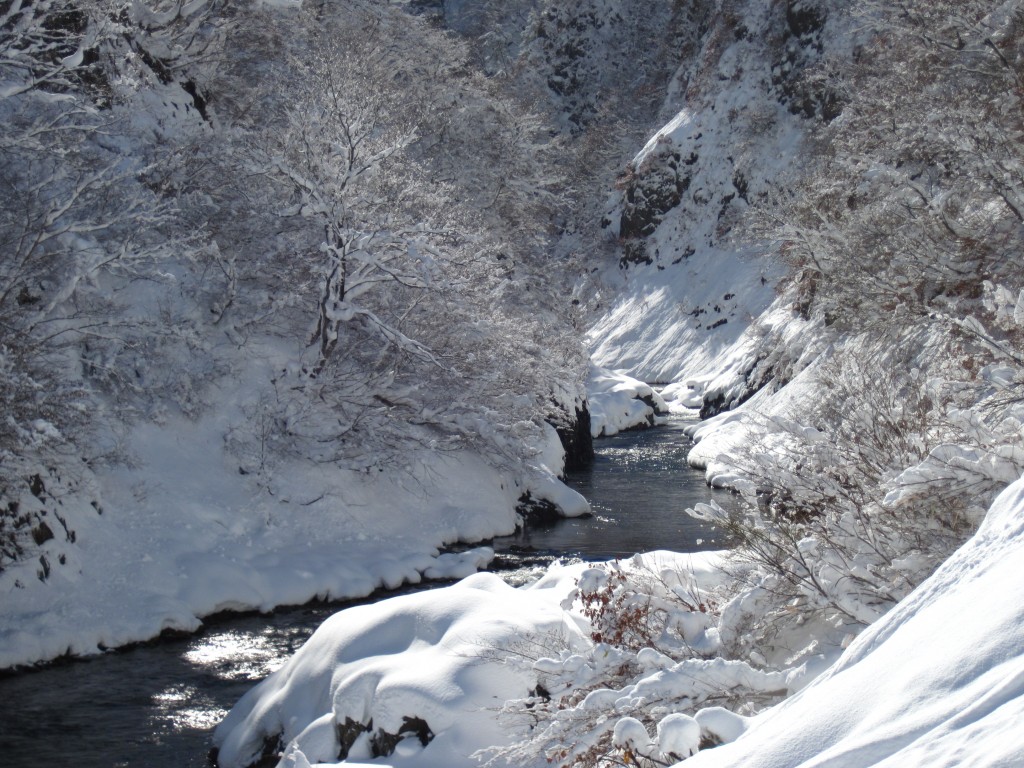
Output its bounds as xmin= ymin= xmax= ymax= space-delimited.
xmin=0 ymin=404 xmax=585 ymax=670
xmin=693 ymin=707 xmax=749 ymax=745
xmin=612 ymin=716 xmax=653 ymax=752
xmin=588 ymin=263 xmax=777 ymax=390
xmin=213 ymin=567 xmax=593 ymax=768
xmin=523 ymin=423 xmax=591 ymax=518
xmin=212 ymin=551 xmax=734 ymax=768
xmin=679 ymin=476 xmax=1024 ymax=768
xmin=657 ymin=713 xmax=701 ymax=759
xmin=587 ymin=364 xmax=668 ymax=437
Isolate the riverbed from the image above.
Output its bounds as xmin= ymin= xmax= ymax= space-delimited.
xmin=0 ymin=419 xmax=731 ymax=767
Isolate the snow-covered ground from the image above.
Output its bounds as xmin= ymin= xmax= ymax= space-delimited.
xmin=0 ymin=415 xmax=587 ymax=671
xmin=680 ymin=475 xmax=1024 ymax=768
xmin=587 ymin=248 xmax=778 ymax=388
xmin=212 ymin=478 xmax=1024 ymax=768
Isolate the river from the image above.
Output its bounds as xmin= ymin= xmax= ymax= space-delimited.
xmin=0 ymin=418 xmax=731 ymax=767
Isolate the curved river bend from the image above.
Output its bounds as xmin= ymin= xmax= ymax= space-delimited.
xmin=0 ymin=418 xmax=731 ymax=767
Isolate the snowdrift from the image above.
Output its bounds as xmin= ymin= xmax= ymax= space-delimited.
xmin=587 ymin=364 xmax=668 ymax=437
xmin=212 ymin=566 xmax=591 ymax=768
xmin=683 ymin=476 xmax=1024 ymax=767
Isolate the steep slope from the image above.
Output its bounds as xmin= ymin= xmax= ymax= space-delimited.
xmin=588 ymin=0 xmax=846 ymax=392
xmin=576 ymin=0 xmax=1024 ymax=762
xmin=681 ymin=476 xmax=1024 ymax=768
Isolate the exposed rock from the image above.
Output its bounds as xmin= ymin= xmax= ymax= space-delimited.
xmin=370 ymin=716 xmax=434 ymax=757
xmin=516 ymin=492 xmax=562 ymax=525
xmin=618 ymin=137 xmax=691 ymax=267
xmin=336 ymin=717 xmax=371 ymax=760
xmin=772 ymin=0 xmax=842 ymax=122
xmin=31 ymin=521 xmax=53 ymax=546
xmin=554 ymin=403 xmax=595 ymax=471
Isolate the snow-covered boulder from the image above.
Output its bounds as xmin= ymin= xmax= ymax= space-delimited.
xmin=588 ymin=364 xmax=668 ymax=437
xmin=681 ymin=476 xmax=1024 ymax=767
xmin=212 ymin=568 xmax=590 ymax=768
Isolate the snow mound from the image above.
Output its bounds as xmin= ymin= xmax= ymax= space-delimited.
xmin=680 ymin=476 xmax=1024 ymax=768
xmin=588 ymin=364 xmax=667 ymax=437
xmin=657 ymin=712 xmax=701 ymax=759
xmin=213 ymin=568 xmax=590 ymax=768
xmin=213 ymin=551 xmax=732 ymax=768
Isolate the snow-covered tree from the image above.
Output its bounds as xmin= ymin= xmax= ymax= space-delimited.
xmin=171 ymin=1 xmax=589 ymax=479
xmin=775 ymin=0 xmax=1024 ymax=341
xmin=0 ymin=0 xmax=223 ymax=573
xmin=704 ymin=0 xmax=1024 ymax=669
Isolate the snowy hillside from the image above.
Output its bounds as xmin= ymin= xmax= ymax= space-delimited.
xmin=587 ymin=0 xmax=846 ymax=393
xmin=576 ymin=0 xmax=1024 ymax=764
xmin=681 ymin=476 xmax=1024 ymax=768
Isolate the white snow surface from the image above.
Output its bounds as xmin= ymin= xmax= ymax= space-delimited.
xmin=0 ymin=409 xmax=584 ymax=670
xmin=588 ymin=251 xmax=778 ymax=388
xmin=587 ymin=364 xmax=667 ymax=437
xmin=213 ymin=551 xmax=731 ymax=768
xmin=213 ymin=564 xmax=592 ymax=768
xmin=680 ymin=476 xmax=1024 ymax=768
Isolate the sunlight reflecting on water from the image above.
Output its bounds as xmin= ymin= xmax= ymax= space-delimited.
xmin=152 ymin=684 xmax=228 ymax=731
xmin=184 ymin=629 xmax=289 ymax=680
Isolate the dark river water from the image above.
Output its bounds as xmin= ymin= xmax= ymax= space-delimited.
xmin=496 ymin=418 xmax=731 ymax=559
xmin=0 ymin=418 xmax=731 ymax=767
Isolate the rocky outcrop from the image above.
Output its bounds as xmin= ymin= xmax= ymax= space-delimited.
xmin=554 ymin=403 xmax=595 ymax=471
xmin=771 ymin=0 xmax=842 ymax=122
xmin=617 ymin=137 xmax=695 ymax=266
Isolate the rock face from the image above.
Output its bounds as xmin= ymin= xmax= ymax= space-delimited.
xmin=773 ymin=0 xmax=841 ymax=122
xmin=525 ymin=0 xmax=705 ymax=132
xmin=516 ymin=491 xmax=563 ymax=525
xmin=555 ymin=403 xmax=596 ymax=472
xmin=618 ymin=138 xmax=695 ymax=267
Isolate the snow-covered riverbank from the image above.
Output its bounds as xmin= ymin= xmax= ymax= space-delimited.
xmin=213 ymin=477 xmax=1024 ymax=768
xmin=0 ymin=417 xmax=588 ymax=672
xmin=2 ymin=366 xmax=668 ymax=672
